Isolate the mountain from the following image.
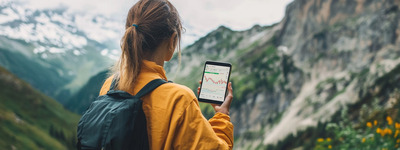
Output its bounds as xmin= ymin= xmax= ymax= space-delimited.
xmin=66 ymin=70 xmax=109 ymax=114
xmin=55 ymin=0 xmax=400 ymax=148
xmin=164 ymin=0 xmax=400 ymax=149
xmin=0 ymin=66 xmax=80 ymax=149
xmin=0 ymin=0 xmax=120 ymax=104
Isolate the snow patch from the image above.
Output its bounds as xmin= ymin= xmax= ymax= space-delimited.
xmin=75 ymin=15 xmax=122 ymax=43
xmin=0 ymin=7 xmax=18 ymax=24
xmin=33 ymin=47 xmax=45 ymax=54
xmin=73 ymin=50 xmax=81 ymax=55
xmin=35 ymin=12 xmax=50 ymax=24
xmin=51 ymin=13 xmax=73 ymax=27
xmin=0 ymin=2 xmax=123 ymax=56
xmin=49 ymin=47 xmax=65 ymax=53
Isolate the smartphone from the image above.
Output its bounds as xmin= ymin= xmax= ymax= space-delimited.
xmin=198 ymin=61 xmax=232 ymax=104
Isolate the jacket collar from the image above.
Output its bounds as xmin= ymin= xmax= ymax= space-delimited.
xmin=141 ymin=60 xmax=168 ymax=81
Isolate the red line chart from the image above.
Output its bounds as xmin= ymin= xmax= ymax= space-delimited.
xmin=204 ymin=76 xmax=227 ymax=84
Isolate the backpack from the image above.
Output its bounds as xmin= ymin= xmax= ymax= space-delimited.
xmin=77 ymin=78 xmax=168 ymax=150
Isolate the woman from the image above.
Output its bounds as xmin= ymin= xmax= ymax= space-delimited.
xmin=99 ymin=0 xmax=234 ymax=149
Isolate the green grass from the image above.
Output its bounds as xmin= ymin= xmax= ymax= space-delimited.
xmin=0 ymin=117 xmax=66 ymax=150
xmin=0 ymin=66 xmax=80 ymax=149
xmin=231 ymin=44 xmax=282 ymax=108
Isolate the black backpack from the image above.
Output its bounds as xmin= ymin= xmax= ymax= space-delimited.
xmin=77 ymin=78 xmax=168 ymax=150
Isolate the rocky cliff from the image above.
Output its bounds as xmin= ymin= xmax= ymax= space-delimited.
xmin=262 ymin=0 xmax=400 ymax=146
xmin=165 ymin=0 xmax=400 ymax=149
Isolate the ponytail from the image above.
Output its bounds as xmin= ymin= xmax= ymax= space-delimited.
xmin=115 ymin=25 xmax=143 ymax=91
xmin=111 ymin=0 xmax=182 ymax=91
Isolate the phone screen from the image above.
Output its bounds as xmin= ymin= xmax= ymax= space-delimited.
xmin=199 ymin=63 xmax=231 ymax=102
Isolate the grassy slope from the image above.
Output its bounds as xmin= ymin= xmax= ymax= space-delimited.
xmin=0 ymin=66 xmax=80 ymax=150
xmin=0 ymin=48 xmax=71 ymax=98
xmin=66 ymin=70 xmax=109 ymax=114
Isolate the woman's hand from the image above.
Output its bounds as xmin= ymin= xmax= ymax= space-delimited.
xmin=197 ymin=80 xmax=233 ymax=115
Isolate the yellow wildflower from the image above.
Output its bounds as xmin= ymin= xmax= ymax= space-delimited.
xmin=396 ymin=122 xmax=400 ymax=129
xmin=384 ymin=128 xmax=392 ymax=135
xmin=377 ymin=128 xmax=386 ymax=137
xmin=395 ymin=130 xmax=399 ymax=138
xmin=397 ymin=139 xmax=400 ymax=143
xmin=317 ymin=138 xmax=324 ymax=142
xmin=374 ymin=120 xmax=378 ymax=126
xmin=387 ymin=116 xmax=393 ymax=125
xmin=362 ymin=138 xmax=366 ymax=143
xmin=328 ymin=145 xmax=332 ymax=149
xmin=377 ymin=128 xmax=382 ymax=133
xmin=326 ymin=138 xmax=331 ymax=142
xmin=366 ymin=122 xmax=372 ymax=128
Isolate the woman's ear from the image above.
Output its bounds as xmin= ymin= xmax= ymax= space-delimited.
xmin=164 ymin=32 xmax=177 ymax=61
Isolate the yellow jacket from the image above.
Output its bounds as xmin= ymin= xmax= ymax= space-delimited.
xmin=99 ymin=60 xmax=234 ymax=150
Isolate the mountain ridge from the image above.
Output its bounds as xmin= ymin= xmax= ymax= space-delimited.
xmin=0 ymin=0 xmax=120 ymax=103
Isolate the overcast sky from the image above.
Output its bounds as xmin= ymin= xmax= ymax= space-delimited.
xmin=18 ymin=0 xmax=293 ymax=46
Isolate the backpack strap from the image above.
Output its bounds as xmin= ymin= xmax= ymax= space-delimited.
xmin=109 ymin=75 xmax=118 ymax=91
xmin=135 ymin=79 xmax=168 ymax=98
xmin=109 ymin=75 xmax=169 ymax=92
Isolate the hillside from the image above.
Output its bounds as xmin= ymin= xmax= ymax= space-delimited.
xmin=66 ymin=70 xmax=109 ymax=114
xmin=0 ymin=66 xmax=80 ymax=149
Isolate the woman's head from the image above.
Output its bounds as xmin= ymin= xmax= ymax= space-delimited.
xmin=115 ymin=0 xmax=182 ymax=91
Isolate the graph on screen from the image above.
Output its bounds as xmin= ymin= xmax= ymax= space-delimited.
xmin=204 ymin=76 xmax=227 ymax=85
xmin=199 ymin=64 xmax=230 ymax=101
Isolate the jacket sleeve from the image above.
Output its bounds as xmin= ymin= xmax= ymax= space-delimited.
xmin=172 ymin=99 xmax=234 ymax=150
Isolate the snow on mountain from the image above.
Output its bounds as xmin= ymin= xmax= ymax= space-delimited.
xmin=0 ymin=0 xmax=122 ymax=59
xmin=0 ymin=0 xmax=127 ymax=104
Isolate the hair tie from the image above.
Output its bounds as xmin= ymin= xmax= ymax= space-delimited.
xmin=132 ymin=24 xmax=139 ymax=28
